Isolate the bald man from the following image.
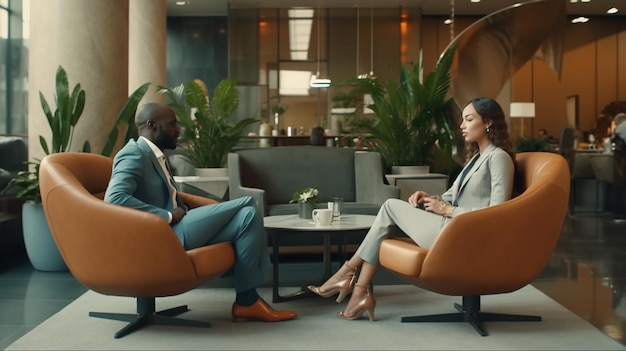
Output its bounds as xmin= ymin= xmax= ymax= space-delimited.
xmin=104 ymin=103 xmax=296 ymax=323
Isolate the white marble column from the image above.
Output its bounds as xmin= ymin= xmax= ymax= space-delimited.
xmin=29 ymin=0 xmax=129 ymax=159
xmin=129 ymin=0 xmax=166 ymax=104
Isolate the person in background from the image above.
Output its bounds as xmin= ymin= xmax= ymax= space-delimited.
xmin=539 ymin=128 xmax=556 ymax=142
xmin=538 ymin=128 xmax=558 ymax=150
xmin=104 ymin=103 xmax=297 ymax=323
xmin=613 ymin=112 xmax=626 ymax=143
xmin=307 ymin=97 xmax=516 ymax=321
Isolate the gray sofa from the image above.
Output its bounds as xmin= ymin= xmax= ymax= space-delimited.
xmin=0 ymin=136 xmax=28 ymax=261
xmin=0 ymin=136 xmax=28 ymax=195
xmin=227 ymin=146 xmax=400 ymax=216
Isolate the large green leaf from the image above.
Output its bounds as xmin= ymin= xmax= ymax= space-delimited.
xmin=100 ymin=82 xmax=150 ymax=157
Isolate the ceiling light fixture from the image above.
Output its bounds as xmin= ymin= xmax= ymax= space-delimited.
xmin=449 ymin=0 xmax=455 ymax=41
xmin=607 ymin=7 xmax=619 ymax=14
xmin=310 ymin=2 xmax=331 ymax=88
xmin=175 ymin=1 xmax=187 ymax=6
xmin=358 ymin=1 xmax=376 ymax=79
xmin=571 ymin=16 xmax=589 ymax=24
xmin=368 ymin=2 xmax=375 ymax=79
xmin=356 ymin=6 xmax=361 ymax=77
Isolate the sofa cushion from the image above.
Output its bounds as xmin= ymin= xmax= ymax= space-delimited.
xmin=0 ymin=136 xmax=28 ymax=173
xmin=235 ymin=147 xmax=357 ymax=204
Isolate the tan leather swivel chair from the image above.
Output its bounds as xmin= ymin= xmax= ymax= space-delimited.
xmin=379 ymin=152 xmax=569 ymax=336
xmin=39 ymin=152 xmax=235 ymax=338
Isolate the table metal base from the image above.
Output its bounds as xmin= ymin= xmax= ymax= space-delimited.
xmin=269 ymin=229 xmax=364 ymax=303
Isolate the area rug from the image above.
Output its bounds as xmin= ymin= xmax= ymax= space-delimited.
xmin=6 ymin=285 xmax=625 ymax=350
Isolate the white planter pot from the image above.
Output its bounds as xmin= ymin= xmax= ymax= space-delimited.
xmin=391 ymin=165 xmax=430 ymax=175
xmin=22 ymin=202 xmax=67 ymax=272
xmin=195 ymin=167 xmax=228 ymax=177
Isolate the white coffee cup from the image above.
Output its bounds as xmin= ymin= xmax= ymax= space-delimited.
xmin=312 ymin=209 xmax=333 ymax=226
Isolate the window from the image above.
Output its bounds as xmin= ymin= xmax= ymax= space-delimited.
xmin=0 ymin=0 xmax=28 ymax=135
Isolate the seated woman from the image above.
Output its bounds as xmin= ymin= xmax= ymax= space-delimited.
xmin=307 ymin=96 xmax=516 ymax=321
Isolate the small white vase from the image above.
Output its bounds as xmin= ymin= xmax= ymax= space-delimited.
xmin=298 ymin=202 xmax=314 ymax=219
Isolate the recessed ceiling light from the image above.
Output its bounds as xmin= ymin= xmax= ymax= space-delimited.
xmin=607 ymin=7 xmax=619 ymax=14
xmin=470 ymin=0 xmax=481 ymax=3
xmin=444 ymin=19 xmax=453 ymax=25
xmin=175 ymin=1 xmax=187 ymax=5
xmin=569 ymin=0 xmax=578 ymax=3
xmin=580 ymin=0 xmax=590 ymax=2
xmin=571 ymin=16 xmax=589 ymax=24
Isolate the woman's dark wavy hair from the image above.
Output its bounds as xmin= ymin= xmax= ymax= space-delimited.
xmin=463 ymin=97 xmax=516 ymax=163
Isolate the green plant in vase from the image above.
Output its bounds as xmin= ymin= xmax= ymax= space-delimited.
xmin=290 ymin=187 xmax=319 ymax=219
xmin=347 ymin=46 xmax=463 ymax=174
xmin=8 ymin=66 xmax=87 ymax=203
xmin=158 ymin=79 xmax=258 ymax=169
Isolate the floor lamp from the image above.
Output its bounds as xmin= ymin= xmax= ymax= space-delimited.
xmin=510 ymin=102 xmax=535 ymax=138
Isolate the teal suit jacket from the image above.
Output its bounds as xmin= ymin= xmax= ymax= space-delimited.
xmin=105 ymin=138 xmax=186 ymax=222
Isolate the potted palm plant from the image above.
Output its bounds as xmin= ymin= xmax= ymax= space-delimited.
xmin=348 ymin=46 xmax=463 ymax=175
xmin=6 ymin=65 xmax=149 ymax=271
xmin=158 ymin=79 xmax=258 ymax=175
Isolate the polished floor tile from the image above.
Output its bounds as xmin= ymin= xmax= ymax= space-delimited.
xmin=1 ymin=210 xmax=626 ymax=349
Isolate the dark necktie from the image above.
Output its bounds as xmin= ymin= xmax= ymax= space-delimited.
xmin=159 ymin=155 xmax=179 ymax=208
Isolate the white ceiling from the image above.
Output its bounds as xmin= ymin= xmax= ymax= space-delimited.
xmin=166 ymin=0 xmax=625 ymax=17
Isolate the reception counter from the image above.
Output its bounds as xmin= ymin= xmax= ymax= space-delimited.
xmin=573 ymin=149 xmax=626 ymax=216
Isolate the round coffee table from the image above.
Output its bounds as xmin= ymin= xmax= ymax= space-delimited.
xmin=264 ymin=214 xmax=375 ymax=302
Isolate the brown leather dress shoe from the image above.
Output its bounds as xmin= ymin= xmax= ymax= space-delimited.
xmin=231 ymin=298 xmax=297 ymax=322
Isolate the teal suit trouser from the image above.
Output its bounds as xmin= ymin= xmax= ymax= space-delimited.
xmin=172 ymin=196 xmax=270 ymax=292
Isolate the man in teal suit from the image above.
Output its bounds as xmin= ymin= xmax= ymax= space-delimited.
xmin=105 ymin=103 xmax=296 ymax=322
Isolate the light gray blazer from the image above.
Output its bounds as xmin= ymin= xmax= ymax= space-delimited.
xmin=441 ymin=143 xmax=515 ymax=218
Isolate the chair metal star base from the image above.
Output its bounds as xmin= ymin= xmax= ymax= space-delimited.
xmin=400 ymin=295 xmax=541 ymax=336
xmin=89 ymin=297 xmax=210 ymax=339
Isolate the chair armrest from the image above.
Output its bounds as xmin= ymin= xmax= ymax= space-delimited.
xmin=227 ymin=152 xmax=267 ymax=215
xmin=355 ymin=151 xmax=400 ymax=205
xmin=180 ymin=192 xmax=219 ymax=209
xmin=179 ymin=182 xmax=224 ymax=202
xmin=380 ymin=238 xmax=428 ymax=277
xmin=187 ymin=242 xmax=235 ymax=278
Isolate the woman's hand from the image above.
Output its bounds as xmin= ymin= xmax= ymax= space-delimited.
xmin=422 ymin=195 xmax=454 ymax=217
xmin=408 ymin=191 xmax=430 ymax=207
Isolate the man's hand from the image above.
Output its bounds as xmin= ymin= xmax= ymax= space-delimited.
xmin=171 ymin=207 xmax=187 ymax=224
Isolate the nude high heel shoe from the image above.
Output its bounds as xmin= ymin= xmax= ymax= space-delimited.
xmin=307 ymin=262 xmax=357 ymax=303
xmin=337 ymin=284 xmax=376 ymax=321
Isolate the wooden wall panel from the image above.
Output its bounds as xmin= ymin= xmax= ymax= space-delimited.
xmin=533 ymin=60 xmax=568 ymax=138
xmin=617 ymin=30 xmax=626 ymax=101
xmin=596 ymin=34 xmax=618 ymax=115
xmin=562 ymin=39 xmax=597 ymax=133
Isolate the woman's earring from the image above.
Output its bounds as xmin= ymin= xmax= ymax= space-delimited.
xmin=486 ymin=127 xmax=490 ymax=133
